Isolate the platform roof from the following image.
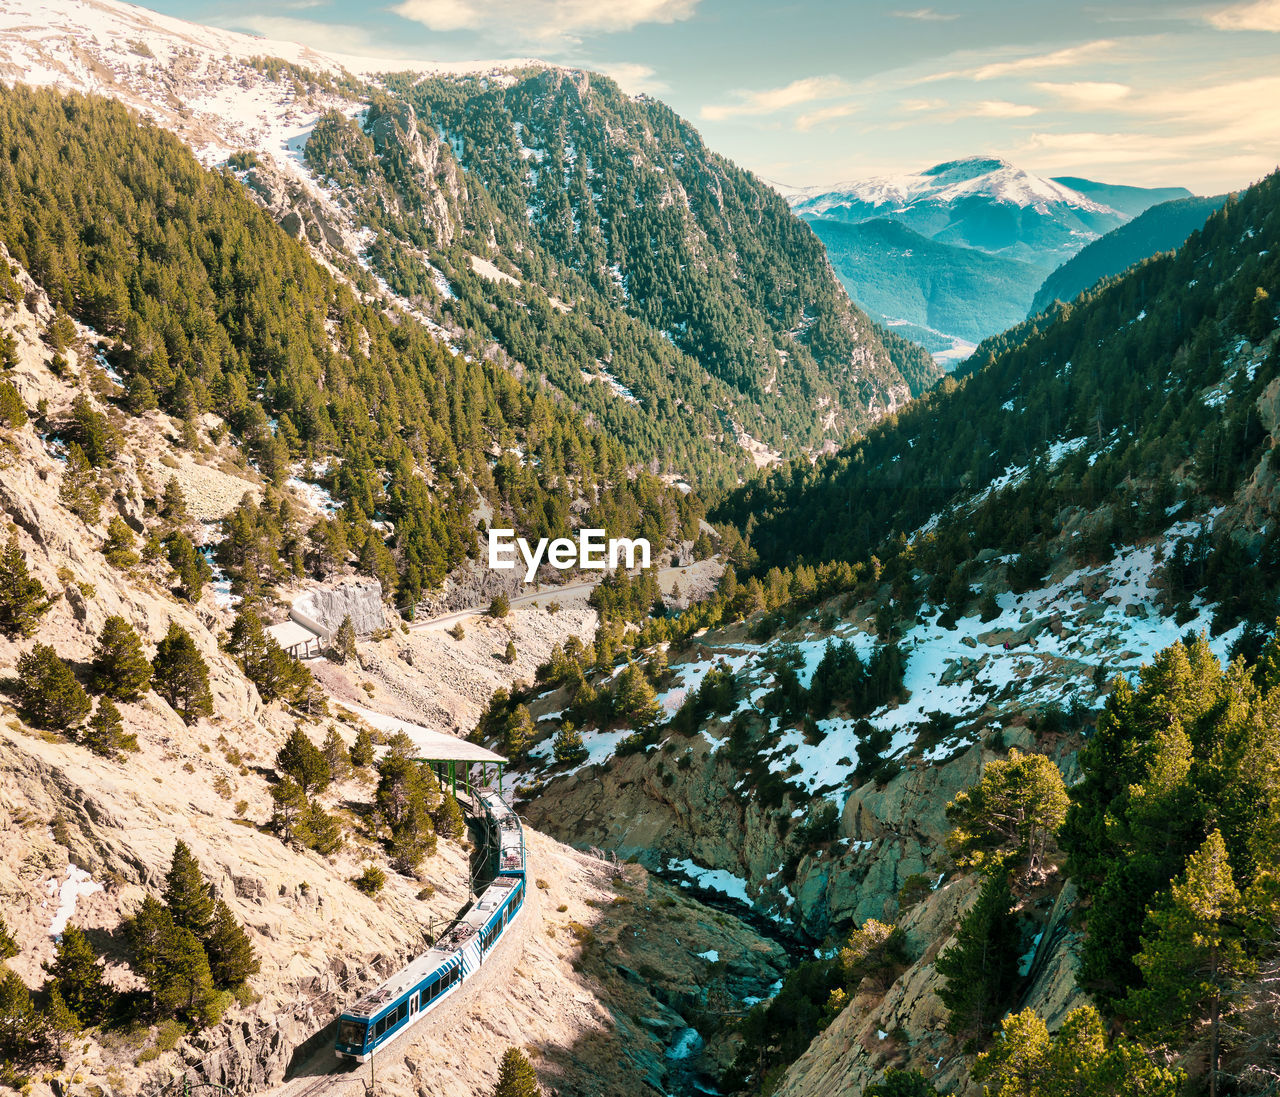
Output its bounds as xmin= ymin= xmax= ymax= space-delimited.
xmin=266 ymin=620 xmax=321 ymax=651
xmin=337 ymin=701 xmax=507 ymax=764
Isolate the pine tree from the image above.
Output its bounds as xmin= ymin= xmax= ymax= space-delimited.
xmin=614 ymin=664 xmax=662 ymax=731
xmin=45 ymin=985 xmax=81 ymax=1060
xmin=865 ymin=1071 xmax=939 ymax=1097
xmin=350 ymin=728 xmax=375 ymax=768
xmin=166 ymin=533 xmax=210 ymax=602
xmin=204 ymin=900 xmax=259 ymax=988
xmin=164 ymin=840 xmax=215 ymax=940
xmin=434 ymin=792 xmax=465 ymax=840
xmin=160 ymin=476 xmax=188 ymax=527
xmin=0 ymin=918 xmax=17 ymax=960
xmin=59 ymin=442 xmax=101 ymax=524
xmin=228 ymin=607 xmax=312 ymax=704
xmin=935 ymin=871 xmax=1021 ymax=1038
xmin=552 ymin=723 xmax=588 ymax=765
xmin=89 ymin=615 xmax=152 ymax=700
xmin=15 ymin=644 xmax=91 ymax=731
xmin=270 ymin=777 xmax=308 ymax=843
xmin=503 ymin=638 xmax=517 ymax=665
xmin=947 ymin=749 xmax=1070 ymax=877
xmin=151 ymin=622 xmax=213 ymax=724
xmin=82 ymin=698 xmax=138 ymax=758
xmin=321 ymin=725 xmax=351 ymax=782
xmin=329 ymin=614 xmax=356 ymax=664
xmin=0 ymin=967 xmax=49 ymax=1077
xmin=1127 ymin=831 xmax=1250 ymax=1097
xmin=101 ymin=517 xmax=139 ymax=568
xmin=303 ymin=801 xmax=344 ymax=855
xmin=276 ymin=726 xmax=330 ymax=795
xmin=500 ymin=705 xmax=535 ymax=759
xmin=125 ymin=895 xmax=221 ymax=1027
xmin=43 ymin=924 xmax=113 ymax=1026
xmin=0 ymin=531 xmax=50 ymax=637
xmin=492 ymin=1047 xmax=540 ymax=1097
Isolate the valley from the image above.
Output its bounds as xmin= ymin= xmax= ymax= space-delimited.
xmin=0 ymin=2 xmax=1276 ymax=1096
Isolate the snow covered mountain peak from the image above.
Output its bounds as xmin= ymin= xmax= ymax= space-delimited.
xmin=789 ymin=156 xmax=1119 ymax=218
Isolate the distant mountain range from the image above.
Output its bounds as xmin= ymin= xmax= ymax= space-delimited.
xmin=783 ymin=157 xmax=1196 ymax=360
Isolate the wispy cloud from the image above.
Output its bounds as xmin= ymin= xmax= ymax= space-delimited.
xmin=221 ymin=13 xmax=383 ymax=55
xmin=890 ymin=7 xmax=959 ymax=20
xmin=971 ymin=100 xmax=1039 ymax=117
xmin=390 ymin=0 xmax=699 ymax=47
xmin=588 ymin=61 xmax=667 ymax=94
xmin=1207 ymin=0 xmax=1280 ymax=31
xmin=1035 ymin=80 xmax=1132 ymax=106
xmin=701 ymin=76 xmax=852 ymax=121
xmin=971 ymin=39 xmax=1117 ymax=81
xmin=796 ymin=102 xmax=859 ymax=130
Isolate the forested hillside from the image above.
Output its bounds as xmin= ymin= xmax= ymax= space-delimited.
xmin=719 ymin=173 xmax=1280 ymax=640
xmin=1030 ymin=193 xmax=1229 ymax=316
xmin=0 ymin=85 xmax=700 ymax=612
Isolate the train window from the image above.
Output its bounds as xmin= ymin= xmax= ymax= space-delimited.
xmin=339 ymin=1020 xmax=366 ymax=1047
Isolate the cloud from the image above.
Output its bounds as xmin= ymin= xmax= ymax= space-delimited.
xmin=795 ymin=102 xmax=859 ymax=130
xmin=971 ymin=99 xmax=1039 ymax=117
xmin=890 ymin=7 xmax=959 ymax=20
xmin=1034 ymin=80 xmax=1132 ymax=105
xmin=588 ymin=60 xmax=666 ymax=94
xmin=221 ymin=14 xmax=383 ymax=55
xmin=701 ymin=76 xmax=852 ymax=121
xmin=970 ymin=39 xmax=1117 ymax=81
xmin=1207 ymin=0 xmax=1280 ymax=30
xmin=390 ymin=0 xmax=699 ymax=45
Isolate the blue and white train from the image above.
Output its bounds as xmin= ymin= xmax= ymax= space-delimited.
xmin=334 ymin=789 xmax=525 ymax=1062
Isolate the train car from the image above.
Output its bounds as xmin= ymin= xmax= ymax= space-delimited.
xmin=334 ymin=790 xmax=526 ymax=1062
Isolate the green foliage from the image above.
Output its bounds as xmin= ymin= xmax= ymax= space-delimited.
xmin=0 ymin=381 xmax=26 ymax=428
xmin=101 ymin=516 xmax=140 ymax=568
xmin=164 ymin=840 xmax=216 ymax=940
xmin=434 ymin=792 xmax=465 ymax=841
xmin=492 ymin=1045 xmax=540 ymax=1097
xmin=125 ymin=897 xmax=222 ymax=1027
xmin=865 ymin=1070 xmax=941 ymax=1097
xmin=321 ymin=725 xmax=351 ymax=782
xmin=503 ymin=638 xmax=517 ymax=665
xmin=353 ymin=865 xmax=385 ymax=895
xmin=90 ymin=615 xmax=152 ymax=701
xmin=82 ymin=697 xmax=139 ymax=758
xmin=166 ymin=532 xmax=210 ymax=602
xmin=160 ymin=477 xmax=188 ymax=528
xmin=973 ymin=1006 xmax=1183 ymax=1097
xmin=613 ymin=663 xmax=662 ymax=731
xmin=552 ymin=723 xmax=588 ymax=765
xmin=376 ymin=738 xmax=441 ymax=870
xmin=42 ymin=924 xmax=114 ymax=1026
xmin=151 ymin=622 xmax=213 ymax=723
xmin=276 ymin=727 xmax=331 ymax=796
xmin=489 ymin=593 xmax=510 ymax=619
xmin=0 ymin=966 xmax=49 ymax=1080
xmin=0 ymin=918 xmax=16 ymax=961
xmin=68 ymin=394 xmax=121 ymax=467
xmin=946 ymin=749 xmax=1069 ymax=877
xmin=330 ymin=615 xmax=356 ymax=664
xmin=349 ymin=727 xmax=376 ymax=768
xmin=228 ymin=608 xmax=315 ymax=705
xmin=0 ymin=531 xmax=49 ymax=637
xmin=935 ymin=872 xmax=1021 ymax=1039
xmin=840 ymin=919 xmax=911 ymax=995
xmin=15 ymin=643 xmax=91 ymax=731
xmin=58 ymin=442 xmax=101 ymax=523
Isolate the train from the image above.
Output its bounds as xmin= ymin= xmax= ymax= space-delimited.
xmin=334 ymin=788 xmax=526 ymax=1062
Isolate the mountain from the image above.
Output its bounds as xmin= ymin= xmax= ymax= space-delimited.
xmin=807 ymin=216 xmax=1049 ymax=351
xmin=787 ymin=156 xmax=1194 ymax=359
xmin=0 ymin=0 xmax=938 ymax=489
xmin=1051 ymin=175 xmax=1194 ymax=218
xmin=1030 ymin=192 xmax=1230 ymax=315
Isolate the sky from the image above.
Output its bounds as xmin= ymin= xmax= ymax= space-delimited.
xmin=141 ymin=0 xmax=1280 ymax=194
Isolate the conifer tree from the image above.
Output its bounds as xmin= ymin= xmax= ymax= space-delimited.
xmin=552 ymin=723 xmax=588 ymax=765
xmin=865 ymin=1072 xmax=938 ymax=1097
xmin=500 ymin=705 xmax=536 ymax=759
xmin=45 ymin=985 xmax=80 ymax=1060
xmin=329 ymin=614 xmax=356 ymax=664
xmin=492 ymin=1047 xmax=540 ymax=1097
xmin=503 ymin=638 xmax=517 ymax=665
xmin=321 ymin=725 xmax=351 ymax=782
xmin=59 ymin=442 xmax=101 ymax=523
xmin=935 ymin=871 xmax=1021 ymax=1038
xmin=15 ymin=644 xmax=91 ymax=731
xmin=89 ymin=615 xmax=152 ymax=700
xmin=151 ymin=622 xmax=213 ymax=723
xmin=82 ymin=698 xmax=139 ymax=758
xmin=349 ymin=727 xmax=375 ymax=768
xmin=204 ymin=900 xmax=259 ymax=989
xmin=0 ymin=381 xmax=26 ymax=428
xmin=0 ymin=918 xmax=17 ymax=960
xmin=614 ymin=664 xmax=662 ymax=731
xmin=163 ymin=840 xmax=215 ymax=940
xmin=276 ymin=726 xmax=330 ymax=795
xmin=0 ymin=967 xmax=48 ymax=1077
xmin=302 ymin=801 xmax=344 ymax=856
xmin=160 ymin=476 xmax=189 ymax=527
xmin=1128 ymin=831 xmax=1250 ymax=1096
xmin=228 ymin=607 xmax=312 ymax=704
xmin=43 ymin=924 xmax=113 ymax=1026
xmin=0 ymin=531 xmax=50 ymax=637
xmin=101 ymin=517 xmax=139 ymax=569
xmin=125 ymin=895 xmax=221 ymax=1026
xmin=166 ymin=532 xmax=210 ymax=602
xmin=434 ymin=792 xmax=465 ymax=840
xmin=270 ymin=778 xmax=308 ymax=843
